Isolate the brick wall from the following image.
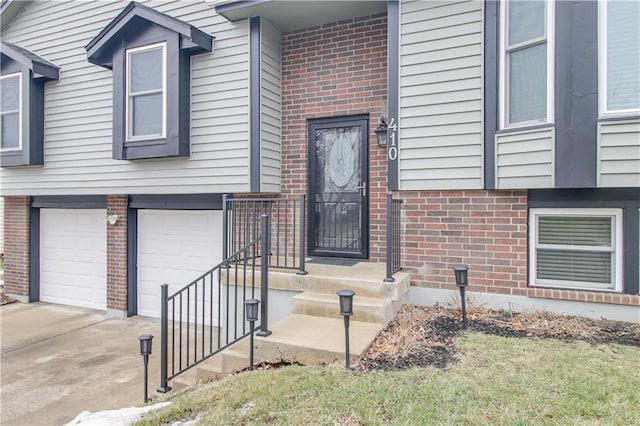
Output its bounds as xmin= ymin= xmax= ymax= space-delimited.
xmin=401 ymin=189 xmax=639 ymax=307
xmin=281 ymin=13 xmax=388 ymax=260
xmin=106 ymin=195 xmax=127 ymax=312
xmin=402 ymin=190 xmax=529 ymax=295
xmin=3 ymin=196 xmax=30 ymax=297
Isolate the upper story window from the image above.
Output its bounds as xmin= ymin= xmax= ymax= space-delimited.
xmin=86 ymin=1 xmax=213 ymax=161
xmin=0 ymin=41 xmax=59 ymax=167
xmin=0 ymin=73 xmax=21 ymax=151
xmin=126 ymin=43 xmax=166 ymax=141
xmin=500 ymin=1 xmax=554 ymax=128
xmin=599 ymin=0 xmax=640 ymax=115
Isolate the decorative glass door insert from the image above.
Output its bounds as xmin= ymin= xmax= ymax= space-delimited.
xmin=308 ymin=116 xmax=369 ymax=258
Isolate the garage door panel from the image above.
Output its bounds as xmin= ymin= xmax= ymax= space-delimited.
xmin=40 ymin=209 xmax=107 ymax=311
xmin=137 ymin=210 xmax=222 ymax=319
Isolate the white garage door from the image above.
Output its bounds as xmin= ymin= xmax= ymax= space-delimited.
xmin=137 ymin=210 xmax=222 ymax=318
xmin=40 ymin=209 xmax=107 ymax=310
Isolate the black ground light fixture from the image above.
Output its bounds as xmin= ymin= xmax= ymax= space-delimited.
xmin=452 ymin=265 xmax=469 ymax=329
xmin=244 ymin=298 xmax=260 ymax=371
xmin=337 ymin=289 xmax=355 ymax=369
xmin=375 ymin=119 xmax=388 ymax=147
xmin=138 ymin=334 xmax=153 ymax=403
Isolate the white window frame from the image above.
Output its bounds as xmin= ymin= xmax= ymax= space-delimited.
xmin=598 ymin=1 xmax=640 ymax=117
xmin=499 ymin=1 xmax=555 ymax=129
xmin=125 ymin=42 xmax=167 ymax=142
xmin=529 ymin=208 xmax=623 ymax=292
xmin=0 ymin=72 xmax=22 ymax=152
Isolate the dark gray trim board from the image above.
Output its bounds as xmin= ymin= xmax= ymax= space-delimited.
xmin=483 ymin=0 xmax=498 ymax=189
xmin=554 ymin=1 xmax=598 ymax=188
xmin=529 ymin=188 xmax=640 ymax=296
xmin=86 ymin=1 xmax=213 ymax=65
xmin=28 ymin=206 xmax=40 ymax=303
xmin=250 ymin=16 xmax=261 ymax=192
xmin=484 ymin=1 xmax=600 ymax=190
xmin=31 ymin=195 xmax=107 ymax=209
xmin=386 ymin=0 xmax=399 ymax=191
xmin=128 ymin=194 xmax=224 ymax=210
xmin=127 ymin=208 xmax=137 ymax=316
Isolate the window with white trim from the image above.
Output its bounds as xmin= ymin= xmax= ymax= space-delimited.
xmin=530 ymin=209 xmax=623 ymax=292
xmin=500 ymin=1 xmax=554 ymax=128
xmin=0 ymin=73 xmax=21 ymax=151
xmin=599 ymin=0 xmax=640 ymax=115
xmin=126 ymin=43 xmax=166 ymax=141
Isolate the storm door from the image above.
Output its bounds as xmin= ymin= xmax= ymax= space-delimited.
xmin=308 ymin=116 xmax=369 ymax=258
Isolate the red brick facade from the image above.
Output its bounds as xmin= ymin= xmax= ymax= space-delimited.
xmin=402 ymin=190 xmax=529 ymax=295
xmin=3 ymin=196 xmax=30 ymax=298
xmin=281 ymin=14 xmax=388 ymax=260
xmin=401 ymin=190 xmax=639 ymax=307
xmin=106 ymin=195 xmax=128 ymax=312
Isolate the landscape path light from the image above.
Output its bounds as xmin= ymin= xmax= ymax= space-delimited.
xmin=244 ymin=298 xmax=260 ymax=371
xmin=337 ymin=289 xmax=355 ymax=369
xmin=452 ymin=265 xmax=469 ymax=329
xmin=138 ymin=334 xmax=153 ymax=403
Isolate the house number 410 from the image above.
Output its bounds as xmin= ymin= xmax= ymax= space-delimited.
xmin=387 ymin=117 xmax=398 ymax=161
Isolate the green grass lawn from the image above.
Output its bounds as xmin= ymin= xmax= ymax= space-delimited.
xmin=138 ymin=333 xmax=639 ymax=425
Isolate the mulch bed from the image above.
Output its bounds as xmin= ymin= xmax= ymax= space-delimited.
xmin=357 ymin=305 xmax=640 ymax=372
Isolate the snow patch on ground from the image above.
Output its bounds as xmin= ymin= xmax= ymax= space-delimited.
xmin=65 ymin=402 xmax=171 ymax=425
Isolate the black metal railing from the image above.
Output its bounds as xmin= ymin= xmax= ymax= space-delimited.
xmin=223 ymin=194 xmax=307 ymax=275
xmin=384 ymin=193 xmax=403 ymax=282
xmin=157 ymin=215 xmax=272 ymax=392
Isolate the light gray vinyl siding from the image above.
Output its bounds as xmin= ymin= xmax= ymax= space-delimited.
xmin=399 ymin=0 xmax=484 ymax=191
xmin=495 ymin=127 xmax=555 ymax=189
xmin=598 ymin=120 xmax=640 ymax=187
xmin=260 ymin=19 xmax=281 ymax=193
xmin=0 ymin=0 xmax=250 ymax=196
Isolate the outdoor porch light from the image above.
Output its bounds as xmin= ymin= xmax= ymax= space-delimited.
xmin=244 ymin=299 xmax=260 ymax=370
xmin=138 ymin=334 xmax=154 ymax=403
xmin=337 ymin=289 xmax=355 ymax=369
xmin=452 ymin=265 xmax=469 ymax=329
xmin=375 ymin=119 xmax=388 ymax=147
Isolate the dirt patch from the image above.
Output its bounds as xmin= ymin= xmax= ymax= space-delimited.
xmin=357 ymin=305 xmax=640 ymax=371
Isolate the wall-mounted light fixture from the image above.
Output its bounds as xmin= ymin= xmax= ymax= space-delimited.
xmin=375 ymin=119 xmax=388 ymax=148
xmin=106 ymin=215 xmax=119 ymax=225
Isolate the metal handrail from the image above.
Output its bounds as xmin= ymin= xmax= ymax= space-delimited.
xmin=384 ymin=193 xmax=403 ymax=282
xmin=157 ymin=215 xmax=271 ymax=392
xmin=223 ymin=194 xmax=307 ymax=275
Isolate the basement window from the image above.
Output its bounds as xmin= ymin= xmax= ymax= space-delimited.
xmin=529 ymin=209 xmax=623 ymax=292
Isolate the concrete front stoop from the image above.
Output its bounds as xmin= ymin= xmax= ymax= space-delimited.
xmin=170 ymin=262 xmax=410 ymax=390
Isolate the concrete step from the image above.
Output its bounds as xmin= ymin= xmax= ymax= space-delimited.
xmin=254 ymin=314 xmax=383 ymax=365
xmin=292 ymin=291 xmax=394 ymax=325
xmin=165 ymin=313 xmax=385 ymax=390
xmin=221 ymin=262 xmax=411 ymax=300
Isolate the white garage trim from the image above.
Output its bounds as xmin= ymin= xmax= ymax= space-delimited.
xmin=137 ymin=210 xmax=223 ymax=318
xmin=40 ymin=209 xmax=107 ymax=310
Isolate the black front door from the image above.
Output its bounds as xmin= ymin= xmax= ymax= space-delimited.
xmin=308 ymin=116 xmax=369 ymax=258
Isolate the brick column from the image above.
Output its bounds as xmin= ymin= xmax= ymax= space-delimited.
xmin=3 ymin=196 xmax=30 ymax=300
xmin=106 ymin=195 xmax=128 ymax=315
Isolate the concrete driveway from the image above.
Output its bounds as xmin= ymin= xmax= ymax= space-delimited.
xmin=1 ymin=303 xmax=162 ymax=425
